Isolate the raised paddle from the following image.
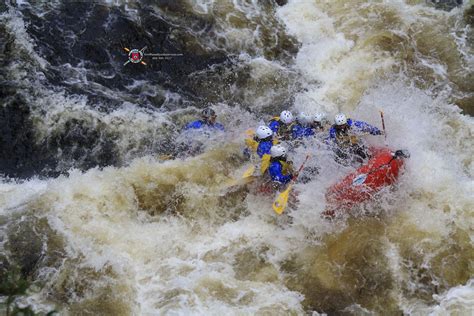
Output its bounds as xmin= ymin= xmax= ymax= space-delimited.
xmin=272 ymin=154 xmax=310 ymax=215
xmin=380 ymin=111 xmax=387 ymax=142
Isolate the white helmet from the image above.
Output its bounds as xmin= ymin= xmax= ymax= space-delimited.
xmin=255 ymin=125 xmax=273 ymax=140
xmin=314 ymin=113 xmax=326 ymax=123
xmin=334 ymin=113 xmax=347 ymax=126
xmin=280 ymin=110 xmax=294 ymax=124
xmin=270 ymin=144 xmax=287 ymax=158
xmin=297 ymin=112 xmax=312 ymax=125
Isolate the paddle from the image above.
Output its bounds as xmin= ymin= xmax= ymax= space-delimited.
xmin=225 ymin=153 xmax=270 ymax=189
xmin=242 ymin=165 xmax=256 ymax=178
xmin=224 ymin=164 xmax=255 ymax=188
xmin=380 ymin=111 xmax=387 ymax=142
xmin=272 ymin=154 xmax=310 ymax=215
xmin=241 ymin=153 xmax=271 ymax=180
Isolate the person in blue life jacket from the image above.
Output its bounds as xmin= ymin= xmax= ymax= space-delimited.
xmin=243 ymin=125 xmax=276 ymax=159
xmin=255 ymin=125 xmax=275 ymax=158
xmin=184 ymin=108 xmax=224 ymax=131
xmin=268 ymin=110 xmax=295 ymax=141
xmin=312 ymin=112 xmax=329 ymax=132
xmin=328 ymin=113 xmax=383 ymax=164
xmin=268 ymin=144 xmax=295 ymax=186
xmin=174 ymin=108 xmax=224 ymax=158
xmin=329 ymin=113 xmax=383 ymax=140
xmin=292 ymin=112 xmax=315 ymax=140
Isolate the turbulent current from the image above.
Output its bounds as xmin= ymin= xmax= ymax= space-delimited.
xmin=0 ymin=0 xmax=473 ymax=315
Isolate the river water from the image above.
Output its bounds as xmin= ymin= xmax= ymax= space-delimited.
xmin=0 ymin=0 xmax=473 ymax=314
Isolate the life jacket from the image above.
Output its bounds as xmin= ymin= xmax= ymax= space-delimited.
xmin=262 ymin=157 xmax=292 ymax=175
xmin=292 ymin=124 xmax=315 ymax=139
xmin=267 ymin=157 xmax=294 ymax=185
xmin=244 ymin=128 xmax=279 ymax=154
xmin=280 ymin=159 xmax=292 ymax=175
xmin=331 ymin=123 xmax=353 ymax=147
xmin=244 ymin=129 xmax=259 ymax=152
xmin=185 ymin=120 xmax=225 ymax=131
xmin=260 ymin=154 xmax=271 ymax=174
xmin=256 ymin=131 xmax=280 ymax=174
xmin=269 ymin=116 xmax=280 ymax=124
xmin=269 ymin=116 xmax=295 ymax=140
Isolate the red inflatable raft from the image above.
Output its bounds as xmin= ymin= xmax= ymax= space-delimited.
xmin=324 ymin=147 xmax=409 ymax=217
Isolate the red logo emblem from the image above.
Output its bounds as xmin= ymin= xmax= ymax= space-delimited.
xmin=124 ymin=47 xmax=148 ymax=66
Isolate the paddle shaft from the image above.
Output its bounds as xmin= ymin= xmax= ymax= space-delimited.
xmin=380 ymin=111 xmax=387 ymax=141
xmin=292 ymin=154 xmax=311 ymax=182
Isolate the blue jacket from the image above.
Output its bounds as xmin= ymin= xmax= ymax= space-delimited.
xmin=268 ymin=120 xmax=280 ymax=133
xmin=268 ymin=120 xmax=280 ymax=134
xmin=292 ymin=124 xmax=315 ymax=139
xmin=328 ymin=118 xmax=381 ymax=140
xmin=257 ymin=140 xmax=272 ymax=158
xmin=184 ymin=120 xmax=224 ymax=131
xmin=269 ymin=120 xmax=294 ymax=141
xmin=269 ymin=160 xmax=292 ymax=184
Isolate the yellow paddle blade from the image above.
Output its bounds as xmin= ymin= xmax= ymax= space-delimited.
xmin=245 ymin=138 xmax=258 ymax=151
xmin=260 ymin=154 xmax=271 ymax=174
xmin=245 ymin=128 xmax=255 ymax=137
xmin=242 ymin=165 xmax=255 ymax=178
xmin=224 ymin=178 xmax=239 ymax=187
xmin=272 ymin=184 xmax=292 ymax=215
xmin=224 ymin=175 xmax=255 ymax=188
xmin=223 ymin=164 xmax=256 ymax=190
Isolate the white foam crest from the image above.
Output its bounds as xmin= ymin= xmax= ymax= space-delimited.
xmin=277 ymin=2 xmax=336 ymax=45
xmin=277 ymin=1 xmax=395 ymax=112
xmin=183 ymin=0 xmax=289 ymax=56
xmin=355 ymin=80 xmax=473 ymax=233
xmin=429 ymin=279 xmax=474 ymax=315
xmin=237 ymin=54 xmax=297 ymax=111
xmin=25 ymin=88 xmax=175 ymax=164
xmin=15 ymin=156 xmax=304 ymax=313
xmin=0 ymin=178 xmax=47 ymax=215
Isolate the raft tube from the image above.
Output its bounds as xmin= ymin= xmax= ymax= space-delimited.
xmin=324 ymin=147 xmax=409 ymax=216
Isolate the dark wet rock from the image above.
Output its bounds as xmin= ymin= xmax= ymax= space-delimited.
xmin=13 ymin=0 xmax=298 ymax=110
xmin=0 ymin=253 xmax=11 ymax=283
xmin=17 ymin=2 xmax=230 ymax=109
xmin=274 ymin=0 xmax=288 ymax=6
xmin=0 ymin=20 xmax=55 ymax=177
xmin=46 ymin=118 xmax=119 ymax=170
xmin=0 ymin=1 xmax=6 ymax=14
xmin=0 ymin=1 xmax=299 ymax=176
xmin=5 ymin=216 xmax=66 ymax=279
xmin=0 ymin=91 xmax=55 ymax=178
xmin=0 ymin=85 xmax=121 ymax=177
xmin=465 ymin=5 xmax=474 ymax=25
xmin=429 ymin=0 xmax=463 ymax=11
